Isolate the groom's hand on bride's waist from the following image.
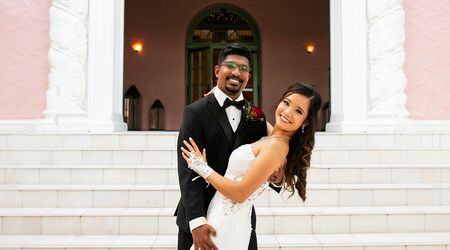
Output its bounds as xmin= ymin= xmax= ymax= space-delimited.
xmin=268 ymin=164 xmax=285 ymax=187
xmin=268 ymin=158 xmax=287 ymax=187
xmin=192 ymin=224 xmax=218 ymax=250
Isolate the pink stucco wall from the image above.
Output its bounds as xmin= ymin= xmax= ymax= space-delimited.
xmin=124 ymin=0 xmax=329 ymax=130
xmin=404 ymin=1 xmax=450 ymax=119
xmin=0 ymin=1 xmax=51 ymax=119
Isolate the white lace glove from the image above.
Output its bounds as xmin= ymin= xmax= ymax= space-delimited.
xmin=188 ymin=151 xmax=213 ymax=179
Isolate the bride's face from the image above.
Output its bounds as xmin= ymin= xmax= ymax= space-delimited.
xmin=275 ymin=93 xmax=310 ymax=132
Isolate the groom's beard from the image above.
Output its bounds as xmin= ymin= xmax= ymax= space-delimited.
xmin=224 ymin=76 xmax=244 ymax=95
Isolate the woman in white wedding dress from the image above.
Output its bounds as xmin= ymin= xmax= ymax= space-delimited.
xmin=181 ymin=82 xmax=322 ymax=250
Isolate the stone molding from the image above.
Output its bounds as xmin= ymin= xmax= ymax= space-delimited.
xmin=367 ymin=0 xmax=409 ymax=118
xmin=44 ymin=0 xmax=89 ymax=119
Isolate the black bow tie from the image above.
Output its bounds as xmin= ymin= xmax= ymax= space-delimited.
xmin=223 ymin=99 xmax=245 ymax=109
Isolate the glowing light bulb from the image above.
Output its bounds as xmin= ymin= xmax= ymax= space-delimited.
xmin=132 ymin=42 xmax=143 ymax=53
xmin=306 ymin=44 xmax=315 ymax=54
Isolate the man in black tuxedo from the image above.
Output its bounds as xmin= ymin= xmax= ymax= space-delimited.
xmin=175 ymin=43 xmax=269 ymax=250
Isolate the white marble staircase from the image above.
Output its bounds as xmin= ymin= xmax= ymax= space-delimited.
xmin=0 ymin=132 xmax=450 ymax=250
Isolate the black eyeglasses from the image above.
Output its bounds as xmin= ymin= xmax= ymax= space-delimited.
xmin=220 ymin=61 xmax=251 ymax=73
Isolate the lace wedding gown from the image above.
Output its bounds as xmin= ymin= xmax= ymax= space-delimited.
xmin=197 ymin=144 xmax=268 ymax=250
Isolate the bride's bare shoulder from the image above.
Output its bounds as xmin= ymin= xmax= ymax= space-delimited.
xmin=260 ymin=138 xmax=289 ymax=155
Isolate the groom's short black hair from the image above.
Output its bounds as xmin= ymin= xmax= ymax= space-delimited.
xmin=217 ymin=43 xmax=252 ymax=67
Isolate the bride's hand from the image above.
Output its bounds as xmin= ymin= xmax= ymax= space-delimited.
xmin=203 ymin=86 xmax=216 ymax=96
xmin=181 ymin=137 xmax=207 ymax=164
xmin=181 ymin=138 xmax=213 ymax=180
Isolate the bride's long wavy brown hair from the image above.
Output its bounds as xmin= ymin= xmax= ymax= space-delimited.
xmin=280 ymin=82 xmax=322 ymax=202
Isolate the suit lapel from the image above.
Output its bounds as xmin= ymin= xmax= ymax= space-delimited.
xmin=207 ymin=95 xmax=233 ymax=146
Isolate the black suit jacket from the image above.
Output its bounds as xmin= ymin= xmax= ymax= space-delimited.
xmin=175 ymin=95 xmax=267 ymax=232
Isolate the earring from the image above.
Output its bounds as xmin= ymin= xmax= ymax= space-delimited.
xmin=301 ymin=125 xmax=305 ymax=133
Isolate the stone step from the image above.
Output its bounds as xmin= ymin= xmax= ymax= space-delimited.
xmin=0 ymin=165 xmax=179 ymax=185
xmin=1 ymin=132 xmax=450 ymax=149
xmin=0 ymin=148 xmax=177 ymax=166
xmin=1 ymin=164 xmax=450 ymax=185
xmin=315 ymin=133 xmax=450 ymax=149
xmin=1 ymin=184 xmax=449 ymax=208
xmin=309 ymin=164 xmax=450 ymax=184
xmin=0 ymin=233 xmax=449 ymax=249
xmin=0 ymin=133 xmax=178 ymax=149
xmin=1 ymin=206 xmax=450 ymax=235
xmin=2 ymin=147 xmax=450 ymax=165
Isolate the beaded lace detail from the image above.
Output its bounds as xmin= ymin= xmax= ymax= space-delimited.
xmin=187 ymin=152 xmax=213 ymax=180
xmin=220 ymin=176 xmax=268 ymax=216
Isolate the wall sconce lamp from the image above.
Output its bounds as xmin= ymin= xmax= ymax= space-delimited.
xmin=131 ymin=42 xmax=143 ymax=53
xmin=306 ymin=44 xmax=315 ymax=54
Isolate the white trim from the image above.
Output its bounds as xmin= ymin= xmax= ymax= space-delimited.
xmin=350 ymin=119 xmax=450 ymax=133
xmin=327 ymin=0 xmax=343 ymax=131
xmin=401 ymin=120 xmax=450 ymax=132
xmin=113 ymin=0 xmax=126 ymax=125
xmin=0 ymin=120 xmax=48 ymax=133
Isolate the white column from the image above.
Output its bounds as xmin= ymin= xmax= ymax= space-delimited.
xmin=39 ymin=0 xmax=127 ymax=132
xmin=326 ymin=0 xmax=368 ymax=132
xmin=86 ymin=0 xmax=127 ymax=132
xmin=366 ymin=0 xmax=409 ymax=131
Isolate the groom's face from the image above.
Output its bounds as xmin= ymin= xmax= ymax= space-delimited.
xmin=214 ymin=54 xmax=251 ymax=100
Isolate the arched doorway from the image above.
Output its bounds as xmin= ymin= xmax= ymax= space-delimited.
xmin=186 ymin=5 xmax=261 ymax=105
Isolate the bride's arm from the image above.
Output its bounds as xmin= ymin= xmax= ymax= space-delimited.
xmin=208 ymin=145 xmax=283 ymax=203
xmin=182 ymin=138 xmax=286 ymax=203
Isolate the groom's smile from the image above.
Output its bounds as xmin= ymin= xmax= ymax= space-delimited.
xmin=226 ymin=76 xmax=243 ymax=84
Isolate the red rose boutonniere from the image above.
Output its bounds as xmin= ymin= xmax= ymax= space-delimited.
xmin=245 ymin=105 xmax=265 ymax=122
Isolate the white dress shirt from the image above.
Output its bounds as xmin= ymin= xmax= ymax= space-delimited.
xmin=213 ymin=87 xmax=244 ymax=132
xmin=189 ymin=88 xmax=244 ymax=232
